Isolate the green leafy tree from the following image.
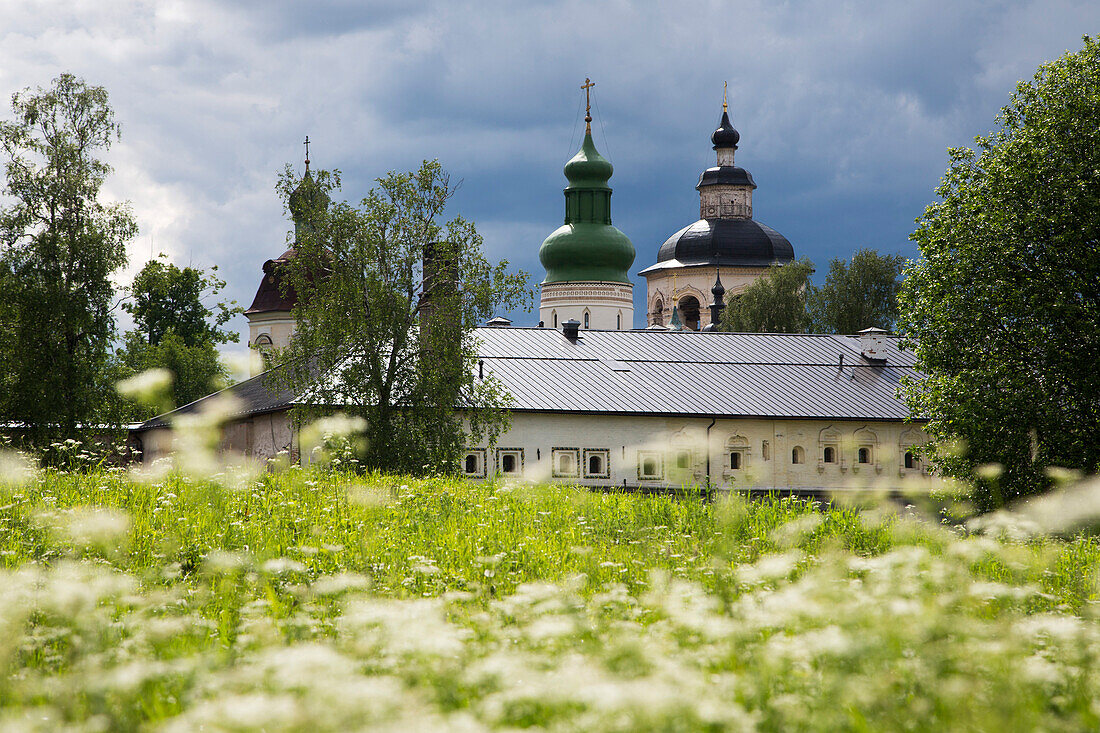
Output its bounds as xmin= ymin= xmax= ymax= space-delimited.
xmin=123 ymin=257 xmax=239 ymax=347
xmin=117 ymin=257 xmax=241 ymax=413
xmin=809 ymin=248 xmax=907 ymax=333
xmin=277 ymin=160 xmax=531 ymax=473
xmin=719 ymin=258 xmax=814 ymax=333
xmin=0 ymin=74 xmax=136 ymax=444
xmin=898 ymin=36 xmax=1100 ymax=508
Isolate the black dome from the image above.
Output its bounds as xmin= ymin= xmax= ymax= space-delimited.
xmin=711 ymin=109 xmax=740 ymax=149
xmin=697 ymin=166 xmax=756 ymax=190
xmin=654 ymin=219 xmax=794 ymax=268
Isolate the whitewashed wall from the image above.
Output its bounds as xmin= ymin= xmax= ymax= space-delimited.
xmin=539 ymin=281 xmax=633 ymax=330
xmin=463 ymin=412 xmax=931 ymax=492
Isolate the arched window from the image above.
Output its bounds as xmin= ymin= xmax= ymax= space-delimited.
xmin=558 ymin=452 xmax=574 ymax=474
xmin=583 ymin=311 xmax=590 ymax=329
xmin=904 ymin=451 xmax=915 ymax=469
xmin=616 ymin=313 xmax=621 ymax=330
xmin=465 ymin=454 xmax=477 ymax=474
xmin=589 ymin=454 xmax=602 ymax=475
xmin=552 ymin=311 xmax=558 ymax=328
xmin=678 ymin=296 xmax=701 ymax=330
xmin=652 ymin=299 xmax=664 ymax=326
xmin=502 ymin=454 xmax=516 ymax=473
xmin=858 ymin=447 xmax=871 ymax=464
xmin=792 ymin=446 xmax=805 ymax=464
xmin=823 ymin=446 xmax=836 ymax=463
xmin=254 ymin=333 xmax=273 ymax=349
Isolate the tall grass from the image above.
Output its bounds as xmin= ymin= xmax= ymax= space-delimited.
xmin=1 ymin=465 xmax=1099 ymax=730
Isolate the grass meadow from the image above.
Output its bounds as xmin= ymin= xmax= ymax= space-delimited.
xmin=2 ymin=455 xmax=1100 ymax=730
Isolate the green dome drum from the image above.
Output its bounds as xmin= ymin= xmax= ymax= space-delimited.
xmin=539 ymin=131 xmax=635 ymax=284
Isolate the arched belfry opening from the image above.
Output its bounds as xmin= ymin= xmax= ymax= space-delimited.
xmin=678 ymin=296 xmax=701 ymax=331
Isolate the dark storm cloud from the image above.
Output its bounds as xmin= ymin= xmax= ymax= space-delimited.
xmin=1 ymin=0 xmax=1097 ymax=338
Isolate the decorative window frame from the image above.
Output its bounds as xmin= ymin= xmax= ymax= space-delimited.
xmin=496 ymin=447 xmax=525 ymax=476
xmin=898 ymin=428 xmax=928 ymax=476
xmin=724 ymin=434 xmax=749 ymax=478
xmin=551 ymin=447 xmax=580 ymax=478
xmin=583 ymin=449 xmax=611 ymax=479
xmin=852 ymin=426 xmax=881 ymax=474
xmin=462 ymin=449 xmax=487 ymax=478
xmin=637 ymin=450 xmax=664 ymax=481
xmin=817 ymin=426 xmax=840 ymax=473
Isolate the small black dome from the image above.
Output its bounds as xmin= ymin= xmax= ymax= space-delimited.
xmin=697 ymin=165 xmax=756 ymax=190
xmin=711 ymin=109 xmax=740 ymax=150
xmin=651 ymin=219 xmax=794 ymax=269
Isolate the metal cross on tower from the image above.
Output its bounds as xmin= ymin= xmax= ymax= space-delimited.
xmin=582 ymin=77 xmax=595 ymax=132
xmin=723 ymin=81 xmax=728 ymax=113
xmin=303 ymin=135 xmax=311 ymax=171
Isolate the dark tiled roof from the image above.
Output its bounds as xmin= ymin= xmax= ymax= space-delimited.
xmin=245 ymin=249 xmax=298 ymax=314
xmin=134 ymin=328 xmax=921 ymax=431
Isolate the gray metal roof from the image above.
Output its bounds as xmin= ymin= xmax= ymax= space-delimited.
xmin=475 ymin=327 xmax=918 ymax=421
xmin=135 ymin=327 xmax=922 ymax=430
xmin=136 ymin=363 xmax=298 ymax=431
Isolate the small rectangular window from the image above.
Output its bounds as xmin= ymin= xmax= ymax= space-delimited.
xmin=551 ymin=448 xmax=580 ymax=478
xmin=463 ymin=449 xmax=486 ymax=478
xmin=729 ymin=452 xmax=742 ymax=470
xmin=637 ymin=451 xmax=663 ymax=480
xmin=583 ymin=449 xmax=610 ymax=479
xmin=496 ymin=448 xmax=524 ymax=475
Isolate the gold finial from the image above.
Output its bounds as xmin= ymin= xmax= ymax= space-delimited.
xmin=722 ymin=81 xmax=728 ymax=113
xmin=303 ymin=135 xmax=311 ymax=172
xmin=581 ymin=77 xmax=595 ymax=133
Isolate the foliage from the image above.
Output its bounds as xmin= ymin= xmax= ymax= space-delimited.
xmin=809 ymin=248 xmax=907 ymax=333
xmin=276 ymin=161 xmax=531 ymax=474
xmin=0 ymin=461 xmax=1099 ymax=729
xmin=720 ymin=257 xmax=814 ymax=332
xmin=0 ymin=74 xmax=135 ymax=444
xmin=122 ymin=256 xmax=239 ymax=347
xmin=117 ymin=331 xmax=228 ymax=414
xmin=898 ymin=36 xmax=1100 ymax=508
xmin=117 ymin=257 xmax=241 ymax=415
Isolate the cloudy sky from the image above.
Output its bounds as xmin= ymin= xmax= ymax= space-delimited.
xmin=3 ymin=0 xmax=1098 ymax=344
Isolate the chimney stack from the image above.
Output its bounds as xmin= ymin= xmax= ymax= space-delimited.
xmin=562 ymin=319 xmax=581 ymax=342
xmin=858 ymin=327 xmax=888 ymax=361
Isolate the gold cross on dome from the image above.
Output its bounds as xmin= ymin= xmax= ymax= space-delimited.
xmin=303 ymin=135 xmax=311 ymax=171
xmin=723 ymin=81 xmax=728 ymax=113
xmin=582 ymin=77 xmax=595 ymax=132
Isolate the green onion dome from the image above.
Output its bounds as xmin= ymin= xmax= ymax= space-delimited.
xmin=288 ymin=170 xmax=330 ymax=238
xmin=539 ymin=131 xmax=635 ymax=284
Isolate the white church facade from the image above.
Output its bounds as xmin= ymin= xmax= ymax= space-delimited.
xmin=134 ymin=96 xmax=930 ymax=493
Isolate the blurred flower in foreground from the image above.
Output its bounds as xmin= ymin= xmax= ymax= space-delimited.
xmin=117 ymin=368 xmax=174 ymax=413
